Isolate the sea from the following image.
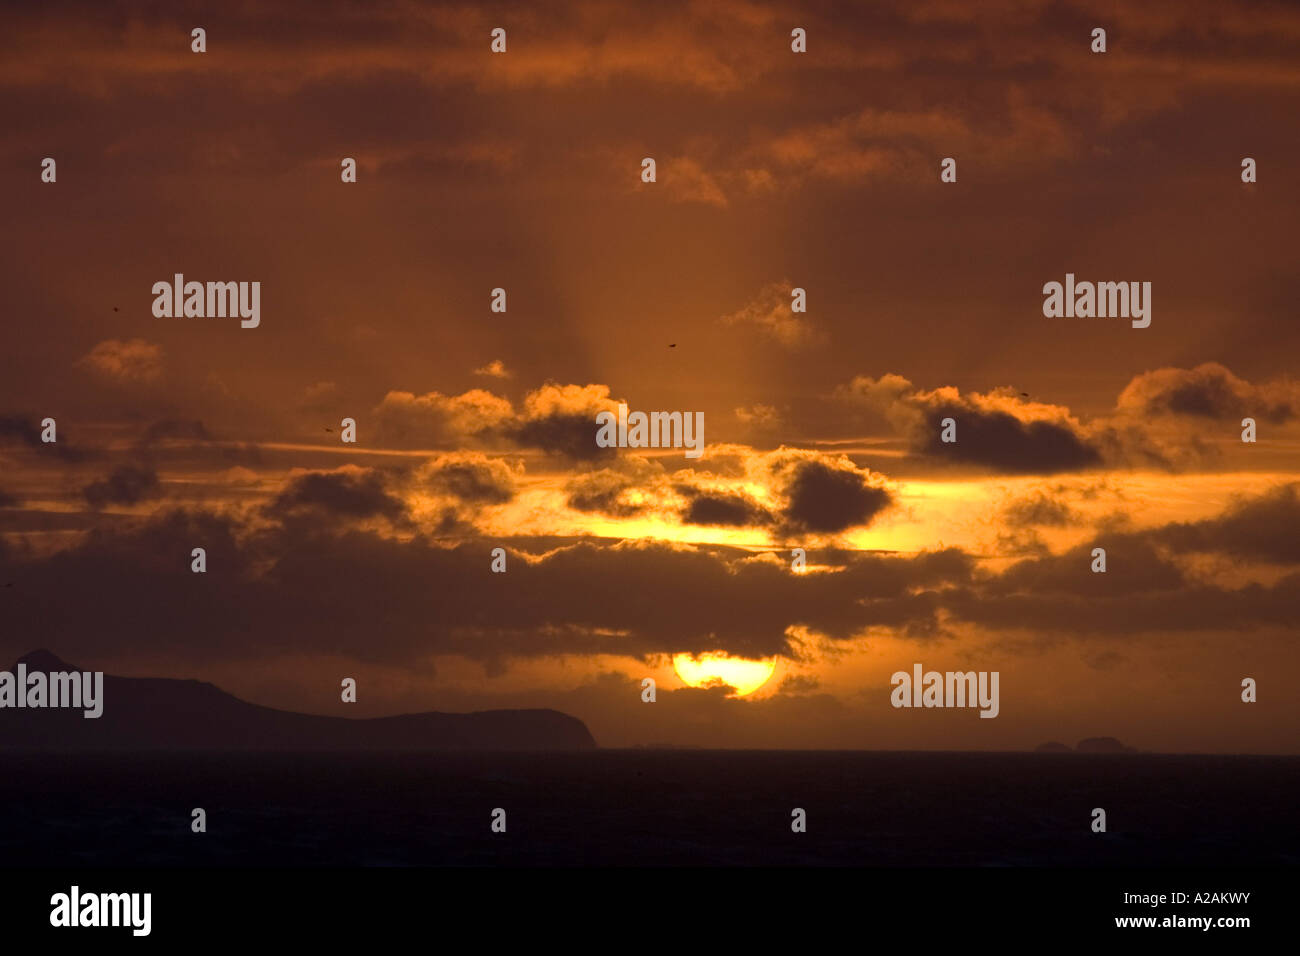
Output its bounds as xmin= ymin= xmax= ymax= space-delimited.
xmin=2 ymin=750 xmax=1296 ymax=867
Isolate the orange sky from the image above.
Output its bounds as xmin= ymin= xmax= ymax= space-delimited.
xmin=1 ymin=0 xmax=1298 ymax=751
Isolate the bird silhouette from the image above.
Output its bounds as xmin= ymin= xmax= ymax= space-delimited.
xmin=668 ymin=343 xmax=676 ymax=348
xmin=112 ymin=306 xmax=119 ymax=312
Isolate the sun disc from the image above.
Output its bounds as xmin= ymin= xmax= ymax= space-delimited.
xmin=671 ymin=652 xmax=777 ymax=697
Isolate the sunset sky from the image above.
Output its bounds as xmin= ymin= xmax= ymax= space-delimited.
xmin=2 ymin=0 xmax=1298 ymax=752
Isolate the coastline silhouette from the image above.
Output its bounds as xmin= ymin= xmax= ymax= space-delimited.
xmin=0 ymin=650 xmax=596 ymax=751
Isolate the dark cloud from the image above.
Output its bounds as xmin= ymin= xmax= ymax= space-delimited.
xmin=946 ymin=485 xmax=1300 ymax=635
xmin=0 ymin=415 xmax=86 ymax=461
xmin=839 ymin=376 xmax=1107 ymax=475
xmin=370 ymin=385 xmax=619 ymax=460
xmin=508 ymin=383 xmax=622 ymax=461
xmin=0 ymin=507 xmax=971 ymax=668
xmin=946 ymin=575 xmax=1299 ymax=637
xmin=838 ymin=368 xmax=1298 ymax=475
xmin=509 ymin=413 xmax=615 ymax=462
xmin=129 ymin=419 xmax=264 ymax=468
xmin=1002 ymin=492 xmax=1080 ymax=528
xmin=422 ymin=454 xmax=517 ymax=504
xmin=677 ymin=486 xmax=774 ymax=527
xmin=1116 ymin=363 xmax=1300 ymax=423
xmin=918 ymin=401 xmax=1102 ymax=474
xmin=985 ymin=537 xmax=1186 ymax=599
xmin=3 ymin=481 xmax=1298 ymax=679
xmin=82 ymin=464 xmax=162 ymax=509
xmin=777 ymin=457 xmax=892 ymax=533
xmin=265 ymin=467 xmax=408 ymax=524
xmin=0 ymin=416 xmax=44 ymax=449
xmin=1152 ymin=482 xmax=1300 ymax=564
xmin=565 ymin=468 xmax=650 ymax=517
xmin=776 ymin=674 xmax=822 ymax=695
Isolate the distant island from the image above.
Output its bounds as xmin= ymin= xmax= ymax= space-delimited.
xmin=0 ymin=650 xmax=597 ymax=751
xmin=1034 ymin=737 xmax=1138 ymax=754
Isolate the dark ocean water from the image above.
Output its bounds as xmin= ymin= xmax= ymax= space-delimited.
xmin=2 ymin=750 xmax=1296 ymax=867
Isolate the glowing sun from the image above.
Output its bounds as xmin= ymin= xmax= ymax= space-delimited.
xmin=672 ymin=652 xmax=778 ymax=697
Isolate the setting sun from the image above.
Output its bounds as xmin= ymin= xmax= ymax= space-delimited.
xmin=672 ymin=653 xmax=778 ymax=697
